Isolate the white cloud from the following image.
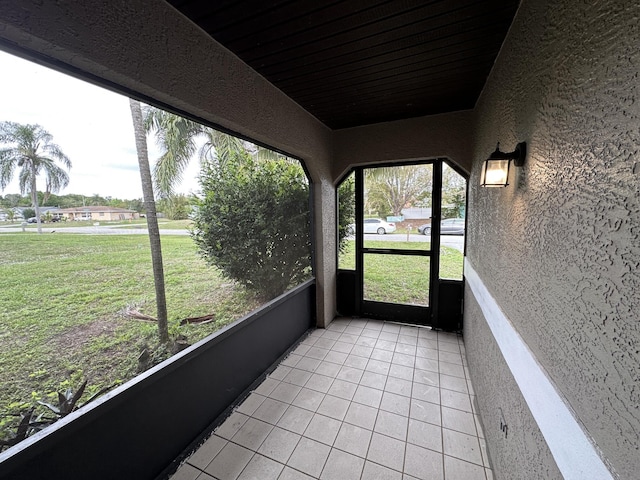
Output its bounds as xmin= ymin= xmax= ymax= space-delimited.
xmin=0 ymin=50 xmax=200 ymax=200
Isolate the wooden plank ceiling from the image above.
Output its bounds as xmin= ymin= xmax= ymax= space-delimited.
xmin=167 ymin=0 xmax=520 ymax=129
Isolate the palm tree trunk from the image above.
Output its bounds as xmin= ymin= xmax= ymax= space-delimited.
xmin=30 ymin=165 xmax=42 ymax=234
xmin=129 ymin=98 xmax=169 ymax=344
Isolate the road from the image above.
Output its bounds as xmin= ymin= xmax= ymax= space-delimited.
xmin=0 ymin=223 xmax=189 ymax=235
xmin=363 ymin=233 xmax=465 ymax=253
xmin=0 ymin=224 xmax=465 ymax=252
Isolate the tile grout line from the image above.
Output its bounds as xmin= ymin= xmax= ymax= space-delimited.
xmin=177 ymin=319 xmax=483 ymax=480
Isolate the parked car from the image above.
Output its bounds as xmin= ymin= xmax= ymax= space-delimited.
xmin=345 ymin=218 xmax=398 ymax=235
xmin=418 ymin=218 xmax=465 ymax=235
xmin=364 ymin=218 xmax=396 ymax=234
xmin=26 ymin=217 xmax=38 ymax=223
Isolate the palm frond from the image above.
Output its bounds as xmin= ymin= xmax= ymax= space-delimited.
xmin=42 ymin=144 xmax=72 ymax=169
xmin=0 ymin=147 xmax=18 ymax=189
xmin=17 ymin=168 xmax=32 ymax=196
xmin=43 ymin=162 xmax=71 ymax=193
xmin=200 ymin=130 xmax=246 ymax=165
xmin=143 ymin=107 xmax=204 ymax=196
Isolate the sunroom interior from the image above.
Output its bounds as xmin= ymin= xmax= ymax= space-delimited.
xmin=0 ymin=1 xmax=638 ymax=479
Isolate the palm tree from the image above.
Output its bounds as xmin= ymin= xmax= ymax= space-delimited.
xmin=143 ymin=107 xmax=245 ymax=197
xmin=0 ymin=122 xmax=71 ymax=234
xmin=139 ymin=106 xmax=256 ymax=343
xmin=129 ymin=99 xmax=169 ymax=344
xmin=143 ymin=109 xmax=201 ymax=198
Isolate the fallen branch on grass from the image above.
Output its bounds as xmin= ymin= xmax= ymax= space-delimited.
xmin=124 ymin=307 xmax=215 ymax=325
xmin=180 ymin=314 xmax=215 ymax=325
xmin=124 ymin=308 xmax=157 ymax=322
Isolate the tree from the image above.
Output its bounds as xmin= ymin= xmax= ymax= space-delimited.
xmin=127 ymin=198 xmax=145 ymax=214
xmin=22 ymin=208 xmax=35 ymax=221
xmin=128 ymin=99 xmax=169 ymax=344
xmin=143 ymin=109 xmax=201 ymax=197
xmin=441 ymin=164 xmax=466 ymax=218
xmin=144 ymin=107 xmax=244 ymax=197
xmin=337 ymin=174 xmax=355 ymax=253
xmin=156 ymin=194 xmax=192 ymax=220
xmin=145 ymin=107 xmax=317 ymax=301
xmin=0 ymin=122 xmax=71 ymax=233
xmin=192 ymin=149 xmax=312 ymax=301
xmin=365 ymin=165 xmax=432 ymax=217
xmin=2 ymin=193 xmax=22 ymax=207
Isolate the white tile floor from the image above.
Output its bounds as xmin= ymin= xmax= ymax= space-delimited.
xmin=170 ymin=318 xmax=493 ymax=480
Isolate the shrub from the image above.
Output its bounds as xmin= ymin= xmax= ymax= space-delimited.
xmin=192 ymin=152 xmax=312 ymax=301
xmin=157 ymin=194 xmax=192 ymax=220
xmin=337 ymin=175 xmax=355 ymax=253
xmin=22 ymin=208 xmax=35 ymax=220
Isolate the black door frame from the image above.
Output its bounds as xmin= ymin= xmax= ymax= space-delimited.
xmin=336 ymin=158 xmax=466 ymax=330
xmin=354 ymin=160 xmax=441 ymax=326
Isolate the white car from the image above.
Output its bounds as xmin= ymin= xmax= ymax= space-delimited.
xmin=363 ymin=218 xmax=396 ymax=234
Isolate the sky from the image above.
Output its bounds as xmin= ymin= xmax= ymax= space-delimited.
xmin=0 ymin=50 xmax=200 ymax=200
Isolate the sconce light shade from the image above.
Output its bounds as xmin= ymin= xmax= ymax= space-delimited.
xmin=480 ymin=142 xmax=526 ymax=187
xmin=480 ymin=158 xmax=510 ymax=187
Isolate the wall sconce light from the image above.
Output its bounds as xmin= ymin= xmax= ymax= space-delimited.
xmin=480 ymin=142 xmax=527 ymax=187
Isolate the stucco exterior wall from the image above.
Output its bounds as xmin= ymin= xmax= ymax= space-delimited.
xmin=0 ymin=0 xmax=337 ymax=326
xmin=466 ymin=1 xmax=639 ymax=478
xmin=464 ymin=290 xmax=563 ymax=479
xmin=333 ymin=111 xmax=474 ymax=182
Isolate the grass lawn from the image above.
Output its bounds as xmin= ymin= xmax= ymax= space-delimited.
xmin=338 ymin=240 xmax=464 ymax=304
xmin=0 ymin=232 xmax=259 ymax=430
xmin=111 ymin=219 xmax=194 ymax=230
xmin=0 ymin=232 xmax=463 ymax=442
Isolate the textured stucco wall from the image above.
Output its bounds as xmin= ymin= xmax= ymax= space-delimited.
xmin=333 ymin=111 xmax=474 ymax=181
xmin=0 ymin=0 xmax=337 ymax=326
xmin=464 ymin=291 xmax=563 ymax=480
xmin=466 ymin=1 xmax=640 ymax=478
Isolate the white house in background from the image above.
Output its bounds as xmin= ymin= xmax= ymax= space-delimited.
xmin=58 ymin=206 xmax=139 ymax=221
xmin=400 ymin=207 xmax=432 ymax=219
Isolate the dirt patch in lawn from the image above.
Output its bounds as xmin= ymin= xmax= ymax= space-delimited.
xmin=51 ymin=317 xmax=121 ymax=352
